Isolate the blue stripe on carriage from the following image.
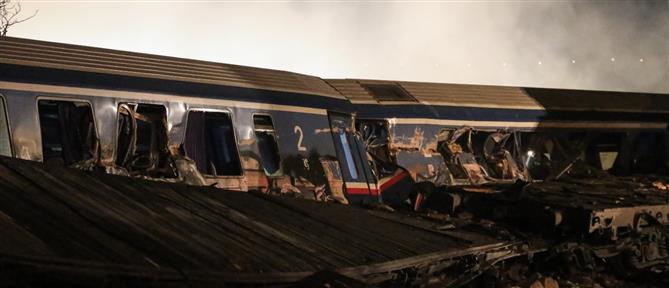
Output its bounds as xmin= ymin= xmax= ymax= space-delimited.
xmin=352 ymin=103 xmax=669 ymax=123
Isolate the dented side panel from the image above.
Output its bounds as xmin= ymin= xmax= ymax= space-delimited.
xmin=389 ymin=123 xmax=451 ymax=186
xmin=0 ymin=85 xmax=351 ymax=202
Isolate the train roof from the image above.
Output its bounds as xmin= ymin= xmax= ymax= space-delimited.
xmin=327 ymin=78 xmax=669 ymax=113
xmin=0 ymin=36 xmax=344 ymax=99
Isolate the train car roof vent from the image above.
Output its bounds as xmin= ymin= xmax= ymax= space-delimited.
xmin=361 ymin=83 xmax=417 ymax=102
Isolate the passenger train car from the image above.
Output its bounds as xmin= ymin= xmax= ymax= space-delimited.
xmin=1 ymin=36 xmax=669 ymax=212
xmin=0 ymin=36 xmax=378 ymax=205
xmin=327 ymin=78 xmax=669 ymax=206
xmin=328 ymin=78 xmax=669 ymax=271
xmin=3 ymin=36 xmax=669 ymax=280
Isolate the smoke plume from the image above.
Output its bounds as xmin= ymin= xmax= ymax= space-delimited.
xmin=9 ymin=1 xmax=669 ymax=93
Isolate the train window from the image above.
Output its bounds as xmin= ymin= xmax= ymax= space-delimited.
xmin=115 ymin=104 xmax=173 ymax=176
xmin=253 ymin=115 xmax=281 ymax=175
xmin=38 ymin=100 xmax=97 ymax=166
xmin=0 ymin=97 xmax=10 ymax=157
xmin=338 ymin=128 xmax=359 ymax=179
xmin=358 ymin=120 xmax=396 ymax=174
xmin=362 ymin=84 xmax=416 ymax=102
xmin=184 ymin=111 xmax=242 ymax=176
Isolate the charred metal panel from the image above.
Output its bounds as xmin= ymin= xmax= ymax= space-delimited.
xmin=320 ymin=159 xmax=348 ymax=204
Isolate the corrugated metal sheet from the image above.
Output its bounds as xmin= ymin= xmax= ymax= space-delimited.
xmin=328 ymin=79 xmax=669 ymax=113
xmin=0 ymin=37 xmax=344 ymax=99
xmin=0 ymin=156 xmax=515 ymax=286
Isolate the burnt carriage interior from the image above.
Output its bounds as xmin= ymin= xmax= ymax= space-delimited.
xmin=357 ymin=119 xmax=396 ymax=176
xmin=523 ymin=130 xmax=669 ymax=180
xmin=115 ymin=103 xmax=175 ymax=177
xmin=437 ymin=128 xmax=527 ymax=183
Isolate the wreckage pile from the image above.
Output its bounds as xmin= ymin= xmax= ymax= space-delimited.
xmin=0 ymin=37 xmax=668 ymax=287
xmin=364 ymin=127 xmax=669 ymax=287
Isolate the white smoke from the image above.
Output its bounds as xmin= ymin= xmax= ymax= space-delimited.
xmin=9 ymin=1 xmax=669 ymax=93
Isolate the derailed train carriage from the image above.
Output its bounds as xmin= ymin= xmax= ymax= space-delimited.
xmin=1 ymin=36 xmax=669 ymax=283
xmin=0 ymin=36 xmax=381 ymax=205
xmin=328 ymin=78 xmax=669 ymax=273
xmin=0 ymin=37 xmax=529 ymax=286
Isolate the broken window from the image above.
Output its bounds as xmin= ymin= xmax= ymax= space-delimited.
xmin=338 ymin=128 xmax=359 ymax=179
xmin=115 ymin=103 xmax=174 ymax=177
xmin=253 ymin=114 xmax=281 ymax=176
xmin=38 ymin=100 xmax=97 ymax=166
xmin=184 ymin=111 xmax=242 ymax=176
xmin=525 ymin=132 xmax=593 ymax=180
xmin=0 ymin=97 xmax=11 ymax=157
xmin=362 ymin=84 xmax=417 ymax=102
xmin=357 ymin=119 xmax=396 ymax=176
xmin=438 ymin=127 xmax=487 ymax=183
xmin=479 ymin=131 xmax=525 ymax=180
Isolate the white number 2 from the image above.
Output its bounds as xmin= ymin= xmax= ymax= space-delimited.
xmin=294 ymin=125 xmax=307 ymax=152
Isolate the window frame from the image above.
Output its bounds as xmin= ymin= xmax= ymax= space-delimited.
xmin=338 ymin=127 xmax=360 ymax=180
xmin=0 ymin=94 xmax=13 ymax=157
xmin=183 ymin=107 xmax=244 ymax=178
xmin=251 ymin=112 xmax=283 ymax=177
xmin=35 ymin=96 xmax=99 ymax=163
xmin=113 ymin=102 xmax=170 ymax=168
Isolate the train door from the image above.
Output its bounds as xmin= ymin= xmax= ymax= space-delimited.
xmin=358 ymin=119 xmax=415 ymax=207
xmin=327 ymin=112 xmax=377 ymax=204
